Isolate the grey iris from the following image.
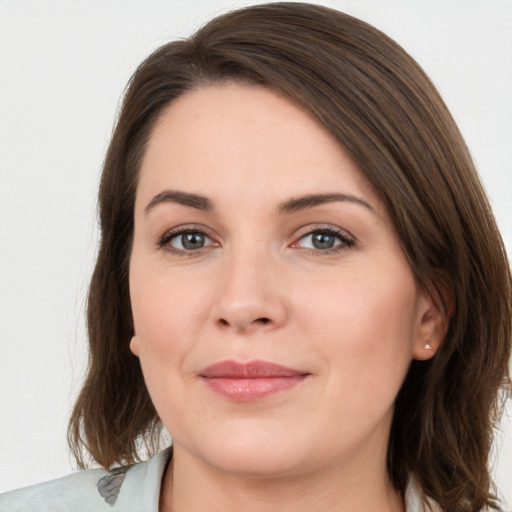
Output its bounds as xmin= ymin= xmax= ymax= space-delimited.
xmin=182 ymin=233 xmax=205 ymax=250
xmin=312 ymin=232 xmax=335 ymax=249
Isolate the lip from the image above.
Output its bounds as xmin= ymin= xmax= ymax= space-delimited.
xmin=198 ymin=359 xmax=309 ymax=402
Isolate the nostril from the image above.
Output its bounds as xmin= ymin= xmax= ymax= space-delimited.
xmin=216 ymin=317 xmax=272 ymax=329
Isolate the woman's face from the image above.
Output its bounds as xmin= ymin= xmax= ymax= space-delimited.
xmin=129 ymin=83 xmax=441 ymax=478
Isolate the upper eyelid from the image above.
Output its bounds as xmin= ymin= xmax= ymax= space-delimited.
xmin=292 ymin=224 xmax=355 ymax=240
xmin=161 ymin=224 xmax=215 ymax=237
xmin=289 ymin=225 xmax=356 ymax=252
xmin=157 ymin=224 xmax=218 ymax=247
xmin=155 ymin=223 xmax=355 ymax=249
xmin=159 ymin=223 xmax=353 ymax=237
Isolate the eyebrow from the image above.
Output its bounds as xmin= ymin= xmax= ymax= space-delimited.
xmin=277 ymin=193 xmax=374 ymax=214
xmin=145 ymin=190 xmax=214 ymax=214
xmin=144 ymin=190 xmax=374 ymax=216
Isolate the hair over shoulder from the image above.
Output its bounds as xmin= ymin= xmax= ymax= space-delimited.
xmin=68 ymin=3 xmax=512 ymax=511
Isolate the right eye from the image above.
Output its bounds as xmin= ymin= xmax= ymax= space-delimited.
xmin=159 ymin=229 xmax=218 ymax=253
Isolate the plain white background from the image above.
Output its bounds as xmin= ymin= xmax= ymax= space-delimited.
xmin=0 ymin=0 xmax=511 ymax=506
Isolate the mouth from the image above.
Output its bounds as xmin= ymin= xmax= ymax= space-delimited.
xmin=198 ymin=359 xmax=310 ymax=402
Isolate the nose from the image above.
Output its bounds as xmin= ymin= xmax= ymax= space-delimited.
xmin=211 ymin=245 xmax=288 ymax=333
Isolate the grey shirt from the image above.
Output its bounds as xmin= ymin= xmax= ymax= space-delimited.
xmin=0 ymin=447 xmax=430 ymax=511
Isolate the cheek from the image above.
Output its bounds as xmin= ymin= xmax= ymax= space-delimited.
xmin=299 ymin=267 xmax=419 ymax=397
xmin=130 ymin=262 xmax=212 ymax=353
xmin=128 ymin=266 xmax=214 ymax=424
xmin=129 ymin=267 xmax=209 ymax=423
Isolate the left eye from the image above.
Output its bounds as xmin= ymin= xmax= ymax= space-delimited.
xmin=295 ymin=229 xmax=353 ymax=251
xmin=167 ymin=231 xmax=216 ymax=251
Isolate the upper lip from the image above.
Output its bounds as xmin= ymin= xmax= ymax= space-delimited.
xmin=199 ymin=359 xmax=308 ymax=378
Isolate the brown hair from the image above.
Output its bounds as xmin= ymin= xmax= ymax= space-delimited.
xmin=68 ymin=3 xmax=512 ymax=510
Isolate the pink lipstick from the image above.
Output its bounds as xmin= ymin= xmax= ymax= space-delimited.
xmin=199 ymin=360 xmax=309 ymax=402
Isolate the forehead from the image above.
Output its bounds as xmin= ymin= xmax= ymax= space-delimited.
xmin=136 ymin=83 xmax=379 ymax=213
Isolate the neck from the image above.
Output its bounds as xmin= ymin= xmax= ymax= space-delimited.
xmin=159 ymin=443 xmax=404 ymax=512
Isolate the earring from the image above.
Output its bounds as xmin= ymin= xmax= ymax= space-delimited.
xmin=424 ymin=344 xmax=433 ymax=351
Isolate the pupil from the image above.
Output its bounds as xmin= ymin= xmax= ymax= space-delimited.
xmin=312 ymin=232 xmax=335 ymax=249
xmin=182 ymin=233 xmax=205 ymax=250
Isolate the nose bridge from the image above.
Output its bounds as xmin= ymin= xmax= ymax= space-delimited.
xmin=213 ymin=235 xmax=286 ymax=331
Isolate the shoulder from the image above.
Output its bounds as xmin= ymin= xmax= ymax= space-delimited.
xmin=405 ymin=476 xmax=442 ymax=512
xmin=0 ymin=448 xmax=172 ymax=512
xmin=0 ymin=467 xmax=111 ymax=512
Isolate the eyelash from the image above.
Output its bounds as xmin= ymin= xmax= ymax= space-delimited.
xmin=157 ymin=225 xmax=355 ymax=255
xmin=292 ymin=226 xmax=355 ymax=254
xmin=157 ymin=225 xmax=216 ymax=255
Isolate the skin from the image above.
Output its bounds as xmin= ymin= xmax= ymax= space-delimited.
xmin=129 ymin=83 xmax=445 ymax=512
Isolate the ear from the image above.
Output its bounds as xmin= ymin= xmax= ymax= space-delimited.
xmin=130 ymin=335 xmax=140 ymax=357
xmin=412 ymin=286 xmax=452 ymax=361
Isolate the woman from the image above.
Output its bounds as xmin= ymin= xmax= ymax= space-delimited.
xmin=1 ymin=2 xmax=510 ymax=511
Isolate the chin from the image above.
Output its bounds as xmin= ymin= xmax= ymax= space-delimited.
xmin=181 ymin=426 xmax=311 ymax=478
xmin=207 ymin=448 xmax=306 ymax=478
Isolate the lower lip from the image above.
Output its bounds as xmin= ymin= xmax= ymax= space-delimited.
xmin=202 ymin=376 xmax=307 ymax=402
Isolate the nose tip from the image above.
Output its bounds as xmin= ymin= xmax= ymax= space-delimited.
xmin=212 ymin=255 xmax=287 ymax=333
